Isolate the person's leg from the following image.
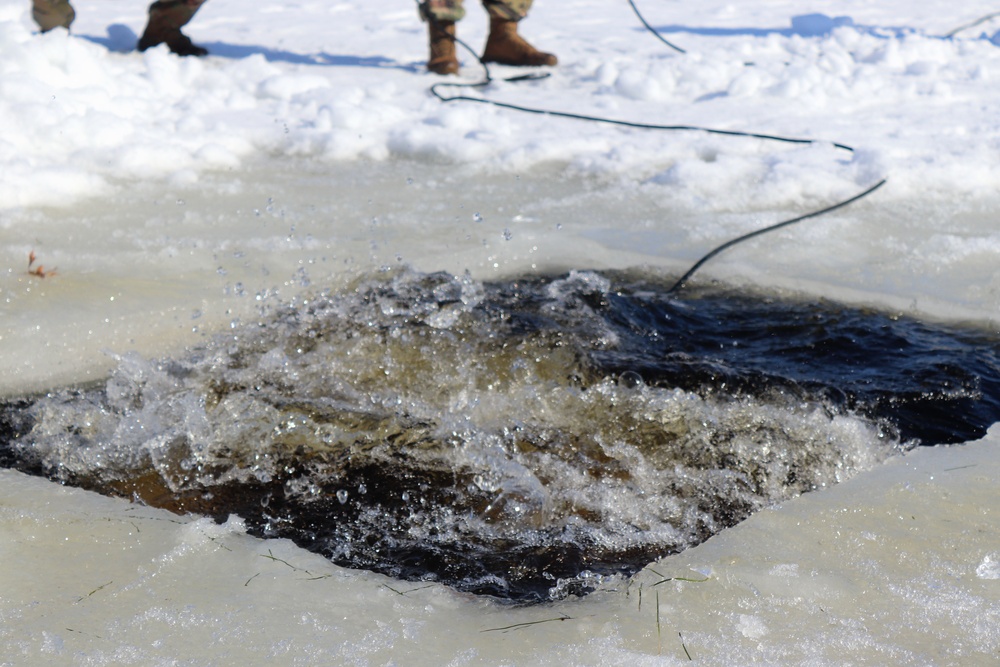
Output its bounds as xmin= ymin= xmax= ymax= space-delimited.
xmin=31 ymin=0 xmax=75 ymax=32
xmin=483 ymin=0 xmax=530 ymax=22
xmin=420 ymin=0 xmax=465 ymax=75
xmin=481 ymin=0 xmax=556 ymax=67
xmin=137 ymin=0 xmax=208 ymax=57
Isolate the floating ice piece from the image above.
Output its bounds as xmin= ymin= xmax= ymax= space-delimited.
xmin=976 ymin=552 xmax=1000 ymax=579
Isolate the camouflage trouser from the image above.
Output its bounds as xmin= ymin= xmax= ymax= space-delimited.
xmin=31 ymin=0 xmax=75 ymax=32
xmin=421 ymin=0 xmax=533 ymax=23
xmin=31 ymin=0 xmax=203 ymax=33
xmin=144 ymin=0 xmax=206 ymax=33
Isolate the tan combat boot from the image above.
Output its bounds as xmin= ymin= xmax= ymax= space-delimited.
xmin=428 ymin=20 xmax=459 ymax=75
xmin=32 ymin=0 xmax=75 ymax=32
xmin=137 ymin=0 xmax=208 ymax=56
xmin=482 ymin=17 xmax=557 ymax=67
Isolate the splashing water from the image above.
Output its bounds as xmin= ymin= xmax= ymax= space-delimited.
xmin=3 ymin=269 xmax=999 ymax=600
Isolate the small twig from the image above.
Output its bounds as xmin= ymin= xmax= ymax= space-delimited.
xmin=679 ymin=631 xmax=693 ymax=661
xmin=65 ymin=627 xmax=104 ymax=640
xmin=380 ymin=582 xmax=435 ymax=596
xmin=27 ymin=250 xmax=57 ymax=278
xmin=244 ymin=572 xmax=261 ymax=587
xmin=647 ymin=567 xmax=710 ymax=586
xmin=656 ymin=590 xmax=662 ymax=654
xmin=75 ymin=580 xmax=113 ymax=603
xmin=407 ymin=583 xmax=435 ymax=593
xmin=202 ymin=533 xmax=233 ymax=552
xmin=944 ymin=11 xmax=1000 ymax=37
xmin=943 ymin=464 xmax=977 ymax=472
xmin=122 ymin=508 xmax=186 ymax=525
xmin=260 ymin=549 xmax=310 ymax=574
xmin=480 ymin=614 xmax=573 ymax=634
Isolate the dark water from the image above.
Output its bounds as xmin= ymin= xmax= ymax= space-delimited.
xmin=2 ymin=269 xmax=999 ymax=600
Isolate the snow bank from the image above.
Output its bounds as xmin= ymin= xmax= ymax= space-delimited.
xmin=4 ymin=0 xmax=1000 ymax=213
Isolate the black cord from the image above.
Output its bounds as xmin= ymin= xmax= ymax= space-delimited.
xmin=665 ymin=178 xmax=887 ymax=295
xmin=625 ymin=0 xmax=686 ymax=53
xmin=944 ymin=11 xmax=1000 ymax=37
xmin=430 ymin=85 xmax=855 ymax=152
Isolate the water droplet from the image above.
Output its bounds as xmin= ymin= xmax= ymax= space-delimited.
xmin=295 ymin=267 xmax=311 ymax=287
xmin=336 ymin=489 xmax=349 ymax=504
xmin=473 ymin=212 xmax=484 ymax=223
xmin=502 ymin=228 xmax=513 ymax=241
xmin=619 ymin=370 xmax=644 ymax=388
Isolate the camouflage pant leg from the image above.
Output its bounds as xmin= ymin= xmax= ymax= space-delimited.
xmin=146 ymin=0 xmax=206 ymax=31
xmin=483 ymin=0 xmax=533 ymax=21
xmin=421 ymin=0 xmax=533 ymax=23
xmin=31 ymin=0 xmax=75 ymax=32
xmin=421 ymin=0 xmax=465 ymax=22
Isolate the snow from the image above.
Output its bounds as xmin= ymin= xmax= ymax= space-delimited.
xmin=4 ymin=0 xmax=1000 ymax=214
xmin=2 ymin=0 xmax=1000 ymax=663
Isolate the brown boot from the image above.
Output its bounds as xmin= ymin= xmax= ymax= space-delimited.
xmin=137 ymin=0 xmax=208 ymax=57
xmin=428 ymin=20 xmax=459 ymax=75
xmin=32 ymin=0 xmax=75 ymax=32
xmin=482 ymin=17 xmax=557 ymax=67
